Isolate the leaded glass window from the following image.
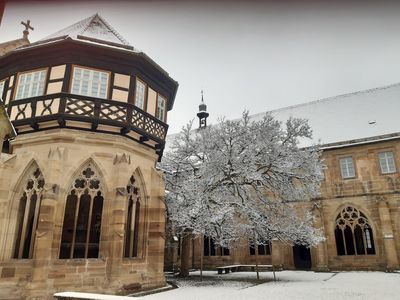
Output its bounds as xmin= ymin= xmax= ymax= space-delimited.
xmin=249 ymin=240 xmax=271 ymax=255
xmin=339 ymin=157 xmax=355 ymax=179
xmin=156 ymin=94 xmax=166 ymax=122
xmin=71 ymin=67 xmax=109 ymax=99
xmin=0 ymin=80 xmax=5 ymax=101
xmin=59 ymin=163 xmax=104 ymax=259
xmin=203 ymin=236 xmax=229 ymax=256
xmin=14 ymin=168 xmax=45 ymax=259
xmin=124 ymin=175 xmax=141 ymax=258
xmin=334 ymin=206 xmax=375 ymax=256
xmin=135 ymin=79 xmax=146 ymax=110
xmin=379 ymin=151 xmax=396 ymax=174
xmin=15 ymin=70 xmax=46 ymax=100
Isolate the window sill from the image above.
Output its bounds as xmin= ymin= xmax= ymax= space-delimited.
xmin=53 ymin=258 xmax=106 ymax=265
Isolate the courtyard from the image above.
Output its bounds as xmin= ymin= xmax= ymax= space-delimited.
xmin=56 ymin=270 xmax=400 ymax=300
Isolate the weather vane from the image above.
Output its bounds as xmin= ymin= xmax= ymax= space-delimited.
xmin=21 ymin=20 xmax=34 ymax=39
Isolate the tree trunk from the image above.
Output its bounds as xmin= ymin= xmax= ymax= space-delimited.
xmin=254 ymin=231 xmax=260 ymax=280
xmin=200 ymin=236 xmax=204 ymax=281
xmin=179 ymin=231 xmax=191 ymax=277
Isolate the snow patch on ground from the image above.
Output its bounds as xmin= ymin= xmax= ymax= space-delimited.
xmin=139 ymin=270 xmax=399 ymax=300
xmin=55 ymin=271 xmax=400 ymax=299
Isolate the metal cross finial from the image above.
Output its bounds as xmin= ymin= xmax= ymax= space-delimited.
xmin=21 ymin=20 xmax=34 ymax=38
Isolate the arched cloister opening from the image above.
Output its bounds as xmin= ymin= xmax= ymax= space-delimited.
xmin=13 ymin=167 xmax=45 ymax=259
xmin=124 ymin=174 xmax=142 ymax=258
xmin=59 ymin=162 xmax=104 ymax=259
xmin=334 ymin=206 xmax=375 ymax=256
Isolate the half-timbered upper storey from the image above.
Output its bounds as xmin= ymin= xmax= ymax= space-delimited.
xmin=0 ymin=14 xmax=178 ymax=159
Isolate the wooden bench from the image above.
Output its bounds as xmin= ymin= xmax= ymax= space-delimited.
xmin=216 ymin=264 xmax=278 ymax=281
xmin=216 ymin=264 xmax=242 ymax=274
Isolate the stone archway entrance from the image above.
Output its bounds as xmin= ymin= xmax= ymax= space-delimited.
xmin=293 ymin=245 xmax=311 ymax=269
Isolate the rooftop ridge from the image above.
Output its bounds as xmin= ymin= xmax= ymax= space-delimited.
xmin=38 ymin=14 xmax=130 ymax=47
xmin=39 ymin=15 xmax=93 ymax=41
xmin=253 ymin=81 xmax=400 ymax=117
xmin=81 ymin=14 xmax=96 ymax=36
xmin=94 ymin=13 xmax=130 ymax=46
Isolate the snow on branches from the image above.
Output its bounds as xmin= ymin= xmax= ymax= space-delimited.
xmin=161 ymin=111 xmax=325 ymax=248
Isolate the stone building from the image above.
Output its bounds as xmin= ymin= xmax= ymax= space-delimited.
xmin=166 ymin=84 xmax=400 ymax=273
xmin=0 ymin=94 xmax=16 ymax=151
xmin=0 ymin=14 xmax=178 ymax=299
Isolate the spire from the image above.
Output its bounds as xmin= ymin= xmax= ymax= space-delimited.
xmin=197 ymin=90 xmax=209 ymax=129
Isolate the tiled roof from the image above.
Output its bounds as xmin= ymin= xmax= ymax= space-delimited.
xmin=250 ymin=82 xmax=400 ymax=147
xmin=0 ymin=37 xmax=30 ymax=56
xmin=34 ymin=13 xmax=134 ymax=51
xmin=166 ymin=83 xmax=400 ymax=150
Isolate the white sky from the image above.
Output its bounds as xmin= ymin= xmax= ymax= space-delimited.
xmin=1 ymin=0 xmax=400 ymax=134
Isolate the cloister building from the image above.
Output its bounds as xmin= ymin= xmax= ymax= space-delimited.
xmin=0 ymin=14 xmax=178 ymax=299
xmin=165 ymin=84 xmax=400 ymax=273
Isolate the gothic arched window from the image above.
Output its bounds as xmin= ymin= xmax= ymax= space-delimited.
xmin=59 ymin=164 xmax=104 ymax=259
xmin=124 ymin=175 xmax=141 ymax=258
xmin=204 ymin=236 xmax=230 ymax=256
xmin=13 ymin=167 xmax=45 ymax=259
xmin=334 ymin=206 xmax=375 ymax=256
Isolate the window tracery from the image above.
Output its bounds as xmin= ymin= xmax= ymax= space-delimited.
xmin=59 ymin=163 xmax=104 ymax=259
xmin=14 ymin=167 xmax=45 ymax=259
xmin=334 ymin=206 xmax=375 ymax=256
xmin=124 ymin=175 xmax=141 ymax=258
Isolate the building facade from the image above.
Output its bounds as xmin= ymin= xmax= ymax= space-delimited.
xmin=165 ymin=86 xmax=400 ymax=273
xmin=0 ymin=15 xmax=178 ymax=299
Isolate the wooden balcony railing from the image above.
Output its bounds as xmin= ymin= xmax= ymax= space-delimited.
xmin=6 ymin=93 xmax=168 ymax=147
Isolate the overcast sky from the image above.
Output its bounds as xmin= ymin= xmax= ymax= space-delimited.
xmin=1 ymin=0 xmax=400 ymax=134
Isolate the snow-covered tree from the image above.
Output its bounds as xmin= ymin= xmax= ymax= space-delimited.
xmin=161 ymin=112 xmax=325 ymax=275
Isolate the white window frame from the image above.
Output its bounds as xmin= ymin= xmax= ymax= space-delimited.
xmin=135 ymin=78 xmax=146 ymax=110
xmin=0 ymin=80 xmax=5 ymax=101
xmin=15 ymin=69 xmax=47 ymax=100
xmin=156 ymin=94 xmax=166 ymax=122
xmin=339 ymin=156 xmax=356 ymax=179
xmin=378 ymin=151 xmax=396 ymax=174
xmin=71 ymin=66 xmax=109 ymax=99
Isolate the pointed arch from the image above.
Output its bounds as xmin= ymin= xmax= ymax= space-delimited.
xmin=334 ymin=205 xmax=376 ymax=256
xmin=59 ymin=160 xmax=105 ymax=259
xmin=124 ymin=167 xmax=147 ymax=258
xmin=59 ymin=156 xmax=109 ymax=195
xmin=10 ymin=161 xmax=45 ymax=259
xmin=8 ymin=156 xmax=46 ymax=195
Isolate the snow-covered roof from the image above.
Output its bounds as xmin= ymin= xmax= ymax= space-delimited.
xmin=166 ymin=82 xmax=400 ymax=151
xmin=32 ymin=13 xmax=134 ymax=51
xmin=254 ymin=83 xmax=400 ymax=147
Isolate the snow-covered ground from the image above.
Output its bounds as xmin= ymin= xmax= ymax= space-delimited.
xmin=141 ymin=270 xmax=399 ymax=300
xmin=55 ymin=270 xmax=400 ymax=300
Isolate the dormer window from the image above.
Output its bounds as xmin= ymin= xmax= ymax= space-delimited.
xmin=71 ymin=66 xmax=109 ymax=99
xmin=156 ymin=94 xmax=166 ymax=122
xmin=15 ymin=69 xmax=47 ymax=100
xmin=135 ymin=78 xmax=146 ymax=110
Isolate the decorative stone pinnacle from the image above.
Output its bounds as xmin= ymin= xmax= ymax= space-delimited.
xmin=21 ymin=20 xmax=34 ymax=39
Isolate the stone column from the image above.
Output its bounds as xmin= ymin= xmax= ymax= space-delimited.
xmin=312 ymin=202 xmax=329 ymax=271
xmin=28 ymin=147 xmax=64 ymax=298
xmin=145 ymin=167 xmax=166 ymax=286
xmin=271 ymin=239 xmax=284 ymax=269
xmin=106 ymin=153 xmax=131 ymax=284
xmin=231 ymin=237 xmax=247 ymax=265
xmin=378 ymin=197 xmax=399 ymax=271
